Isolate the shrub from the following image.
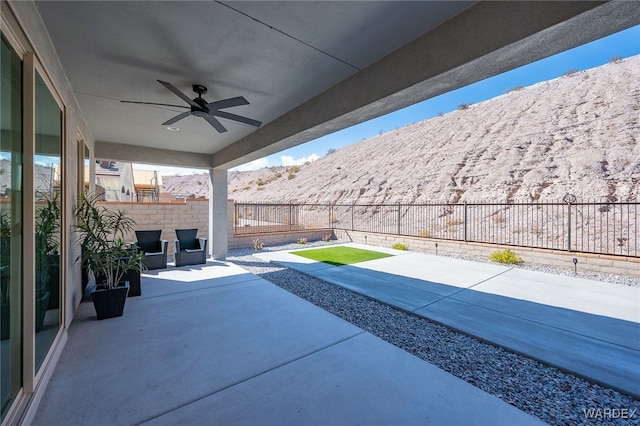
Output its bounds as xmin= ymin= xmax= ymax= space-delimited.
xmin=418 ymin=229 xmax=432 ymax=238
xmin=457 ymin=103 xmax=470 ymax=110
xmin=297 ymin=237 xmax=308 ymax=244
xmin=392 ymin=242 xmax=408 ymax=251
xmin=489 ymin=249 xmax=522 ymax=264
xmin=253 ymin=239 xmax=264 ymax=250
xmin=322 ymin=234 xmax=332 ymax=242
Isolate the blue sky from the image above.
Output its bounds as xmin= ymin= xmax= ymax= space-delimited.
xmin=135 ymin=24 xmax=640 ymax=174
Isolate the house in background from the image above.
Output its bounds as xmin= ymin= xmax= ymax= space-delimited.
xmin=92 ymin=161 xmax=163 ymax=202
xmin=133 ymin=169 xmax=163 ymax=202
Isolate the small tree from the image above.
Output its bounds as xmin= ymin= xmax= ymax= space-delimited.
xmin=35 ymin=191 xmax=61 ymax=297
xmin=73 ymin=193 xmax=144 ymax=289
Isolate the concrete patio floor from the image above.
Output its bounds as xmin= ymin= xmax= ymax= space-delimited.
xmin=256 ymin=243 xmax=640 ymax=399
xmin=32 ymin=260 xmax=542 ymax=425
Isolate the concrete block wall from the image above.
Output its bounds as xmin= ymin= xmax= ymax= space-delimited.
xmin=102 ymin=199 xmax=209 ymax=258
xmin=229 ymin=230 xmax=334 ymax=250
xmin=334 ymin=229 xmax=640 ymax=278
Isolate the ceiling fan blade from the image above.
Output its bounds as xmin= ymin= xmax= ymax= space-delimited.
xmin=162 ymin=111 xmax=192 ymax=126
xmin=157 ymin=80 xmax=200 ymax=108
xmin=210 ymin=110 xmax=262 ymax=127
xmin=120 ymin=100 xmax=189 ymax=109
xmin=202 ymin=114 xmax=228 ymax=133
xmin=205 ymin=96 xmax=249 ymax=110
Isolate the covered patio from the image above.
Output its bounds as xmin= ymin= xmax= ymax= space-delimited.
xmin=3 ymin=1 xmax=640 ymax=423
xmin=31 ymin=260 xmax=541 ymax=425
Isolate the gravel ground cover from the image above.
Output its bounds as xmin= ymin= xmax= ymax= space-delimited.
xmin=227 ymin=241 xmax=639 ymax=425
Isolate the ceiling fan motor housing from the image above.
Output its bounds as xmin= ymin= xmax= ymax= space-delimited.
xmin=192 ymin=84 xmax=207 ymax=95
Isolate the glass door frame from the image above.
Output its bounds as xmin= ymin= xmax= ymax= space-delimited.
xmin=1 ymin=5 xmax=67 ymax=422
xmin=23 ymin=53 xmax=66 ymax=393
xmin=1 ymin=6 xmax=28 ymax=422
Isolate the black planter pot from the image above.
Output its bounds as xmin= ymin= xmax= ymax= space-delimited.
xmin=47 ymin=254 xmax=60 ymax=310
xmin=1 ymin=303 xmax=9 ymax=340
xmin=35 ymin=291 xmax=51 ymax=332
xmin=91 ymin=284 xmax=129 ymax=320
xmin=2 ymin=291 xmax=50 ymax=338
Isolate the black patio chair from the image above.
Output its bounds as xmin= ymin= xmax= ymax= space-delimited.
xmin=174 ymin=228 xmax=207 ymax=267
xmin=135 ymin=229 xmax=168 ymax=270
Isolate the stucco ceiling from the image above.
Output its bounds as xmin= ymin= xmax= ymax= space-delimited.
xmin=35 ymin=2 xmax=473 ymax=157
xmin=33 ymin=1 xmax=640 ymax=169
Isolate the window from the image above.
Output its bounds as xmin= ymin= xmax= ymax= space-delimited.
xmin=0 ymin=31 xmax=23 ymax=420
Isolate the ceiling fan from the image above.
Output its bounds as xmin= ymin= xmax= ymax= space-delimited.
xmin=121 ymin=80 xmax=262 ymax=133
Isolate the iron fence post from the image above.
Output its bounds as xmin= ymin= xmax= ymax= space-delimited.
xmin=351 ymin=202 xmax=355 ymax=231
xmin=397 ymin=203 xmax=401 ymax=235
xmin=463 ymin=201 xmax=468 ymax=242
xmin=567 ymin=203 xmax=572 ymax=252
xmin=289 ymin=203 xmax=293 ymax=232
xmin=563 ymin=194 xmax=576 ymax=252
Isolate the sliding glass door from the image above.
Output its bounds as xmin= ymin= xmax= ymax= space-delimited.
xmin=34 ymin=70 xmax=62 ymax=373
xmin=1 ymin=23 xmax=65 ymax=421
xmin=0 ymin=31 xmax=23 ymax=420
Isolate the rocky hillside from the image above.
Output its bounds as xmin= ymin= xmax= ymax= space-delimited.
xmin=162 ymin=173 xmax=211 ymax=199
xmin=167 ymin=55 xmax=640 ymax=203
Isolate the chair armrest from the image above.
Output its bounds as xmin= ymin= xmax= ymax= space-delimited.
xmin=174 ymin=239 xmax=181 ymax=252
xmin=198 ymin=237 xmax=208 ymax=252
xmin=160 ymin=240 xmax=168 ymax=254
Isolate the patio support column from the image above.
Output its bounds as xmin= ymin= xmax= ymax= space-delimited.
xmin=209 ymin=168 xmax=228 ymax=259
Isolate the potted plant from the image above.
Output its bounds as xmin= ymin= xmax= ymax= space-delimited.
xmin=73 ymin=193 xmax=145 ymax=320
xmin=35 ymin=191 xmax=61 ymax=330
xmin=1 ymin=209 xmax=11 ymax=339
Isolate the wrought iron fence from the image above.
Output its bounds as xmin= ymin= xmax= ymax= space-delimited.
xmin=234 ymin=201 xmax=639 ymax=257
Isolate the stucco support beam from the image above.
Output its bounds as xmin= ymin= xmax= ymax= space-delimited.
xmin=95 ymin=141 xmax=213 ymax=169
xmin=209 ymin=168 xmax=228 ymax=260
xmin=213 ymin=1 xmax=640 ymax=169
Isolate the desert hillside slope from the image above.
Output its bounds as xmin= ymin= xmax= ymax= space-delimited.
xmin=168 ymin=55 xmax=640 ymax=204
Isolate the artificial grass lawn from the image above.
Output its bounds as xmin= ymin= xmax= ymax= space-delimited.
xmin=293 ymin=246 xmax=393 ymax=266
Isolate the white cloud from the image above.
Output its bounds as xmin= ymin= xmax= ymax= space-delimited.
xmin=230 ymin=157 xmax=270 ymax=172
xmin=281 ymin=153 xmax=320 ymax=166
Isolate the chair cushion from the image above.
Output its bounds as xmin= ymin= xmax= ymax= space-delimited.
xmin=135 ymin=230 xmax=162 ymax=253
xmin=176 ymin=228 xmax=198 ymax=250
